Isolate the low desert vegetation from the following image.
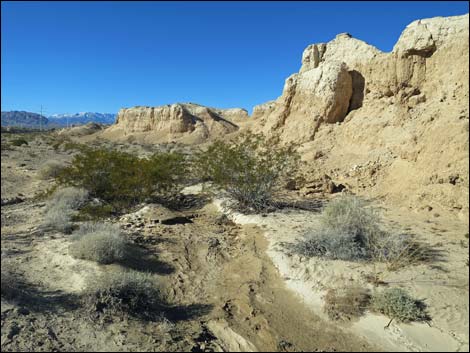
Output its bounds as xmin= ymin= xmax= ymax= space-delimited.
xmin=46 ymin=186 xmax=89 ymax=211
xmin=74 ymin=203 xmax=115 ymax=221
xmin=69 ymin=222 xmax=127 ymax=264
xmin=55 ymin=147 xmax=187 ymax=212
xmin=1 ymin=257 xmax=20 ymax=300
xmin=289 ymin=195 xmax=428 ymax=269
xmin=38 ymin=160 xmax=67 ymax=180
xmin=193 ymin=132 xmax=300 ymax=213
xmin=370 ymin=287 xmax=428 ymax=323
xmin=323 ymin=286 xmax=428 ymax=324
xmin=323 ymin=286 xmax=371 ymax=321
xmin=83 ymin=270 xmax=163 ymax=319
xmin=42 ymin=187 xmax=89 ymax=233
xmin=10 ymin=137 xmax=29 ymax=146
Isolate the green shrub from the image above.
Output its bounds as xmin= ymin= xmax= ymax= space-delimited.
xmin=63 ymin=141 xmax=87 ymax=152
xmin=10 ymin=137 xmax=28 ymax=146
xmin=193 ymin=132 xmax=300 ymax=213
xmin=323 ymin=286 xmax=371 ymax=321
xmin=371 ymin=288 xmax=428 ymax=323
xmin=74 ymin=203 xmax=115 ymax=221
xmin=38 ymin=160 xmax=67 ymax=180
xmin=69 ymin=222 xmax=126 ymax=264
xmin=56 ymin=148 xmax=187 ymax=211
xmin=83 ymin=271 xmax=162 ymax=319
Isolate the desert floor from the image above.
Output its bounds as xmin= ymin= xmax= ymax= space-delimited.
xmin=1 ymin=131 xmax=468 ymax=352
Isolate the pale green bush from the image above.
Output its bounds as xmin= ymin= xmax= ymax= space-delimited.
xmin=69 ymin=222 xmax=126 ymax=264
xmin=371 ymin=287 xmax=428 ymax=323
xmin=83 ymin=271 xmax=162 ymax=319
xmin=38 ymin=160 xmax=67 ymax=180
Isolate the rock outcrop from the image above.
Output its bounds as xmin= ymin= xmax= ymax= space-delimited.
xmin=212 ymin=108 xmax=249 ymax=123
xmin=251 ymin=13 xmax=469 ymax=219
xmin=260 ymin=61 xmax=353 ymax=142
xmin=103 ymin=103 xmax=243 ymax=144
xmin=253 ymin=14 xmax=468 ymax=144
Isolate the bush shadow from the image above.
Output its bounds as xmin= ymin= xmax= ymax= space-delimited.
xmin=163 ymin=303 xmax=214 ymax=322
xmin=118 ymin=244 xmax=175 ymax=275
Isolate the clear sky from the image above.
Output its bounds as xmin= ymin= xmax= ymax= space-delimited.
xmin=1 ymin=1 xmax=468 ymax=115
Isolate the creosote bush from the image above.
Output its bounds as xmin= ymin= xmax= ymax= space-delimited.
xmin=290 ymin=195 xmax=428 ymax=268
xmin=371 ymin=287 xmax=428 ymax=323
xmin=193 ymin=132 xmax=300 ymax=213
xmin=56 ymin=147 xmax=187 ymax=212
xmin=74 ymin=203 xmax=115 ymax=221
xmin=83 ymin=271 xmax=162 ymax=319
xmin=323 ymin=286 xmax=371 ymax=321
xmin=69 ymin=222 xmax=127 ymax=264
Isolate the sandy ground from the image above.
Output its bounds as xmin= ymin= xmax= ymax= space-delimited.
xmin=212 ymin=196 xmax=469 ymax=352
xmin=1 ymin=132 xmax=376 ymax=351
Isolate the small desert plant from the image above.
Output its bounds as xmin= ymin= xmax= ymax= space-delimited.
xmin=1 ymin=141 xmax=12 ymax=150
xmin=193 ymin=132 xmax=300 ymax=213
xmin=43 ymin=187 xmax=88 ymax=232
xmin=38 ymin=160 xmax=67 ymax=180
xmin=83 ymin=270 xmax=162 ymax=319
xmin=369 ymin=232 xmax=428 ymax=270
xmin=71 ymin=221 xmax=122 ymax=240
xmin=69 ymin=222 xmax=127 ymax=264
xmin=43 ymin=207 xmax=76 ymax=233
xmin=320 ymin=195 xmax=380 ymax=240
xmin=10 ymin=137 xmax=28 ymax=146
xmin=370 ymin=287 xmax=428 ymax=323
xmin=1 ymin=258 xmax=20 ymax=300
xmin=323 ymin=286 xmax=371 ymax=321
xmin=289 ymin=196 xmax=429 ymax=268
xmin=46 ymin=186 xmax=89 ymax=211
xmin=290 ymin=228 xmax=368 ymax=261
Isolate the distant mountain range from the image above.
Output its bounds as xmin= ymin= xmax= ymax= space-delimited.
xmin=48 ymin=112 xmax=116 ymax=126
xmin=1 ymin=111 xmax=49 ymax=128
xmin=1 ymin=111 xmax=116 ymax=128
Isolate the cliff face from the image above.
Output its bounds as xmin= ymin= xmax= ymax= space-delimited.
xmin=104 ymin=103 xmax=244 ymax=144
xmin=253 ymin=14 xmax=469 ymax=143
xmin=251 ymin=14 xmax=469 ymax=219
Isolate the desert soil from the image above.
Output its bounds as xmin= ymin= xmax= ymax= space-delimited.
xmin=1 ymin=132 xmax=377 ymax=352
xmin=214 ymin=199 xmax=469 ymax=352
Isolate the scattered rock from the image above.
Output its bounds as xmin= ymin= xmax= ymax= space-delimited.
xmin=1 ymin=196 xmax=24 ymax=206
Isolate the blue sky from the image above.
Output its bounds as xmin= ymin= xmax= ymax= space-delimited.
xmin=1 ymin=1 xmax=468 ymax=115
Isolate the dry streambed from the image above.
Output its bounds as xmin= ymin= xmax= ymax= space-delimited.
xmin=212 ymin=197 xmax=469 ymax=352
xmin=2 ymin=137 xmax=468 ymax=352
xmin=1 ymin=140 xmax=374 ymax=352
